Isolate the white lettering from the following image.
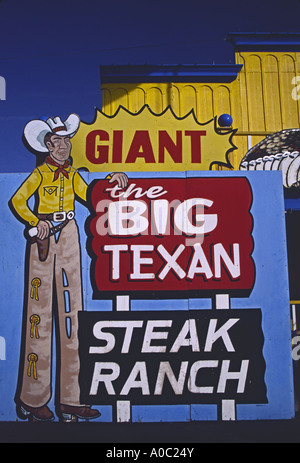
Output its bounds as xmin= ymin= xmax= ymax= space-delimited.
xmin=99 ymin=196 xmax=222 ymax=238
xmin=90 ymin=320 xmax=144 ymax=354
xmin=103 ymin=244 xmax=128 ymax=280
xmin=130 ymin=245 xmax=155 ymax=280
xmin=108 ymin=200 xmax=149 ymax=236
xmin=89 ymin=359 xmax=251 ymax=397
xmin=292 ymin=76 xmax=300 ymax=101
xmin=0 ymin=336 xmax=6 ymax=360
xmin=106 ymin=448 xmax=141 ymax=460
xmin=120 ymin=321 xmax=144 ymax=353
xmin=217 ymin=359 xmax=249 ymax=393
xmin=105 ymin=183 xmax=167 ymax=199
xmin=101 ymin=243 xmax=241 ymax=282
xmin=214 ymin=243 xmax=240 ymax=279
xmin=90 ymin=362 xmax=120 ymax=395
xmin=151 ymin=199 xmax=170 ymax=235
xmin=174 ymin=198 xmax=218 ymax=236
xmin=95 ymin=199 xmax=112 ymax=236
xmin=187 ymin=242 xmax=213 ymax=280
xmin=142 ymin=320 xmax=172 ymax=353
xmin=120 ymin=361 xmax=150 ymax=395
xmin=170 ymin=319 xmax=200 ymax=353
xmin=89 ymin=319 xmax=241 ymax=357
xmin=157 ymin=244 xmax=186 ymax=280
xmin=154 ymin=361 xmax=188 ymax=395
xmin=204 ymin=318 xmax=239 ymax=352
xmin=292 ymin=336 xmax=300 ymax=361
xmin=0 ymin=77 xmax=6 ymax=101
xmin=188 ymin=360 xmax=219 ymax=394
xmin=90 ymin=322 xmax=116 ymax=354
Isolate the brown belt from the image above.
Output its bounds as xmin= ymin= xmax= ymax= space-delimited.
xmin=38 ymin=212 xmax=65 ymax=221
xmin=37 ymin=213 xmax=55 ymax=220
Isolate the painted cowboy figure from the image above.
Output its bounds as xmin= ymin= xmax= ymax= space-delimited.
xmin=11 ymin=114 xmax=128 ymax=422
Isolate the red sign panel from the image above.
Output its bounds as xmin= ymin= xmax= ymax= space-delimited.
xmin=88 ymin=177 xmax=255 ymax=298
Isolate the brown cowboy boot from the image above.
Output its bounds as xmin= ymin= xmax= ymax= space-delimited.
xmin=59 ymin=405 xmax=101 ymax=423
xmin=17 ymin=402 xmax=55 ymax=422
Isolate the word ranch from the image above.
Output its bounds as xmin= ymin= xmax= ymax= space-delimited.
xmin=89 ymin=359 xmax=249 ymax=397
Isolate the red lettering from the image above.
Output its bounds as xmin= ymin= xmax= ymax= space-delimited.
xmin=185 ymin=130 xmax=206 ymax=164
xmin=112 ymin=131 xmax=123 ymax=163
xmin=86 ymin=130 xmax=109 ymax=164
xmin=85 ymin=129 xmax=207 ymax=165
xmin=125 ymin=131 xmax=156 ymax=164
xmin=158 ymin=131 xmax=182 ymax=163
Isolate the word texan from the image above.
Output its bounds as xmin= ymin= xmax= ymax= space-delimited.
xmin=102 ymin=242 xmax=240 ymax=282
xmin=88 ymin=177 xmax=255 ymax=295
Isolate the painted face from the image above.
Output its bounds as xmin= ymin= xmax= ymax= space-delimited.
xmin=46 ymin=134 xmax=71 ymax=164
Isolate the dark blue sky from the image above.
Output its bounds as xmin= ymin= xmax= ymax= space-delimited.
xmin=0 ymin=0 xmax=300 ymax=172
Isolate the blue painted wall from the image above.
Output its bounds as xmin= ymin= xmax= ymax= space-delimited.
xmin=0 ymin=170 xmax=294 ymax=422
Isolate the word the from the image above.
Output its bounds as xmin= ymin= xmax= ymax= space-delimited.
xmin=105 ymin=183 xmax=167 ymax=200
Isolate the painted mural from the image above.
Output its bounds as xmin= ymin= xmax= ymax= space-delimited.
xmin=0 ymin=111 xmax=294 ymax=423
xmin=9 ymin=114 xmax=128 ymax=423
xmin=70 ymin=105 xmax=237 ymax=173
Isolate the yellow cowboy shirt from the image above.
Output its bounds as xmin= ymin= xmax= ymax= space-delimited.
xmin=11 ymin=162 xmax=88 ymax=226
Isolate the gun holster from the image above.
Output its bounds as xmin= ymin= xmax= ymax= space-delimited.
xmin=35 ymin=237 xmax=50 ymax=262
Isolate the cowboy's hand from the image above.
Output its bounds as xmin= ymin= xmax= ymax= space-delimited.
xmin=108 ymin=172 xmax=128 ymax=189
xmin=37 ymin=220 xmax=50 ymax=240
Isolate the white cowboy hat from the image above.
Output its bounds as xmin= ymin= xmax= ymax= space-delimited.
xmin=24 ymin=114 xmax=80 ymax=153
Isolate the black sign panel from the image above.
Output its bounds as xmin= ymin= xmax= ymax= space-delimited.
xmin=78 ymin=309 xmax=267 ymax=406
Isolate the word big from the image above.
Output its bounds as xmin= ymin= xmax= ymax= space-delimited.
xmin=88 ymin=177 xmax=255 ymax=298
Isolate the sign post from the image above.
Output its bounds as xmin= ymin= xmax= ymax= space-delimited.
xmin=76 ymin=172 xmax=291 ymax=422
xmin=116 ymin=295 xmax=131 ymax=422
xmin=215 ymin=294 xmax=236 ymax=421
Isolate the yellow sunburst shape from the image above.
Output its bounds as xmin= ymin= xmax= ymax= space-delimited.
xmin=71 ymin=105 xmax=237 ymax=172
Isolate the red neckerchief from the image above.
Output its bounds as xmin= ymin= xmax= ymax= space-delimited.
xmin=46 ymin=156 xmax=70 ymax=181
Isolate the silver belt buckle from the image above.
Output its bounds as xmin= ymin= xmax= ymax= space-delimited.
xmin=53 ymin=211 xmax=66 ymax=222
xmin=67 ymin=211 xmax=75 ymax=220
